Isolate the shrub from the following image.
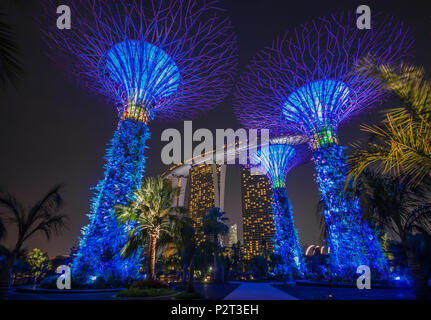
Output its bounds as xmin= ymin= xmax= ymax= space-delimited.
xmin=39 ymin=275 xmax=59 ymax=289
xmin=175 ymin=292 xmax=205 ymax=300
xmin=130 ymin=279 xmax=168 ymax=289
xmin=69 ymin=275 xmax=136 ymax=289
xmin=40 ymin=273 xmax=140 ymax=290
xmin=117 ymin=287 xmax=175 ymax=298
xmin=173 ymin=283 xmax=187 ymax=291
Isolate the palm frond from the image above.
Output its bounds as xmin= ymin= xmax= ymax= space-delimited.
xmin=120 ymin=233 xmax=144 ymax=259
xmin=348 ymin=63 xmax=431 ymax=188
xmin=24 ymin=213 xmax=68 ymax=242
xmin=0 ymin=185 xmax=67 ymax=249
xmin=115 ymin=176 xmax=180 ymax=258
xmin=0 ymin=189 xmax=25 ymax=239
xmin=0 ymin=11 xmax=22 ymax=87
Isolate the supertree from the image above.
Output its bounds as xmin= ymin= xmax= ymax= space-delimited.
xmin=43 ymin=0 xmax=238 ymax=280
xmin=249 ymin=136 xmax=309 ymax=277
xmin=234 ymin=12 xmax=412 ymax=278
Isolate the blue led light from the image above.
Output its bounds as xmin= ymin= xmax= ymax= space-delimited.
xmin=313 ymin=143 xmax=389 ymax=278
xmin=282 ymin=79 xmax=352 ymax=134
xmin=254 ymin=144 xmax=296 ymax=188
xmin=72 ymin=120 xmax=149 ymax=280
xmin=106 ymin=40 xmax=181 ymax=106
xmin=252 ymin=143 xmax=305 ymax=276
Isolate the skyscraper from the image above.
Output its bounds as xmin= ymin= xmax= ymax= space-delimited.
xmin=241 ymin=168 xmax=275 ymax=260
xmin=188 ymin=164 xmax=221 ymax=243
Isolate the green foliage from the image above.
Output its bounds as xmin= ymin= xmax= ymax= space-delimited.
xmin=268 ymin=253 xmax=283 ymax=276
xmin=249 ymin=255 xmax=268 ymax=280
xmin=348 ymin=63 xmax=431 ymax=187
xmin=305 ymin=253 xmax=331 ymax=282
xmin=174 ymin=291 xmax=204 ymax=300
xmin=79 ymin=275 xmax=136 ymax=289
xmin=115 ymin=176 xmax=179 ymax=279
xmin=202 ymin=207 xmax=229 ymax=241
xmin=26 ymin=248 xmax=51 ymax=281
xmin=202 ymin=207 xmax=229 ymax=282
xmin=0 ymin=185 xmax=67 ymax=282
xmin=170 ymin=210 xmax=197 ymax=277
xmin=39 ymin=275 xmax=58 ymax=289
xmin=130 ymin=279 xmax=168 ymax=289
xmin=116 ymin=176 xmax=178 ymax=258
xmin=117 ymin=287 xmax=175 ymax=298
xmin=388 ymin=234 xmax=431 ymax=279
xmin=40 ymin=272 xmax=137 ymax=290
xmin=351 ymin=170 xmax=431 ymax=241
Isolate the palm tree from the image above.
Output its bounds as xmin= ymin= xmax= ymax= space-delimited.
xmin=352 ymin=170 xmax=431 ymax=299
xmin=171 ymin=209 xmax=196 ymax=284
xmin=169 ymin=209 xmax=214 ymax=293
xmin=202 ymin=207 xmax=228 ymax=283
xmin=0 ymin=9 xmax=22 ymax=87
xmin=348 ymin=63 xmax=431 ymax=187
xmin=0 ymin=185 xmax=67 ymax=298
xmin=116 ymin=176 xmax=179 ymax=280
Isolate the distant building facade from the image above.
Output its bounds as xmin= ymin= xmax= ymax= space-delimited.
xmin=188 ymin=163 xmax=221 ymax=243
xmin=241 ymin=168 xmax=275 ymax=260
xmin=228 ymin=224 xmax=238 ymax=247
xmin=168 ymin=175 xmax=189 ymax=208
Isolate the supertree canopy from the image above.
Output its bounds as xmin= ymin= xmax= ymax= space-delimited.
xmin=250 ymin=136 xmax=308 ymax=277
xmin=234 ymin=12 xmax=412 ymax=278
xmin=43 ymin=0 xmax=238 ymax=280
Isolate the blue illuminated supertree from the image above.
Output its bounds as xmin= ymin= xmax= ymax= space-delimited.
xmin=43 ymin=0 xmax=238 ymax=280
xmin=250 ymin=136 xmax=308 ymax=277
xmin=234 ymin=12 xmax=412 ymax=278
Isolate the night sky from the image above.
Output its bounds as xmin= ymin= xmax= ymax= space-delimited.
xmin=1 ymin=0 xmax=430 ymax=257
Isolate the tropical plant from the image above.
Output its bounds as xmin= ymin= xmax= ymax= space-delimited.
xmin=0 ymin=9 xmax=21 ymax=87
xmin=0 ymin=185 xmax=67 ymax=297
xmin=167 ymin=209 xmax=213 ymax=293
xmin=351 ymin=170 xmax=431 ymax=299
xmin=348 ymin=63 xmax=431 ymax=187
xmin=115 ymin=176 xmax=179 ymax=280
xmin=117 ymin=287 xmax=175 ymax=298
xmin=249 ymin=255 xmax=268 ymax=280
xmin=388 ymin=234 xmax=431 ymax=280
xmin=186 ymin=241 xmax=212 ymax=292
xmin=202 ymin=207 xmax=229 ymax=283
xmin=224 ymin=241 xmax=243 ymax=280
xmin=231 ymin=241 xmax=242 ymax=271
xmin=171 ymin=210 xmax=196 ymax=284
xmin=26 ymin=248 xmax=52 ymax=284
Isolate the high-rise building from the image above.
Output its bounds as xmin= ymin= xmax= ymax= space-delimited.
xmin=168 ymin=175 xmax=189 ymax=208
xmin=188 ymin=163 xmax=221 ymax=243
xmin=228 ymin=224 xmax=238 ymax=247
xmin=241 ymin=168 xmax=275 ymax=260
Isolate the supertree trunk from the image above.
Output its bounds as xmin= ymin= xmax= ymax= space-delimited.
xmin=72 ymin=118 xmax=149 ymax=280
xmin=312 ymin=143 xmax=389 ymax=278
xmin=271 ymin=187 xmax=305 ymax=277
